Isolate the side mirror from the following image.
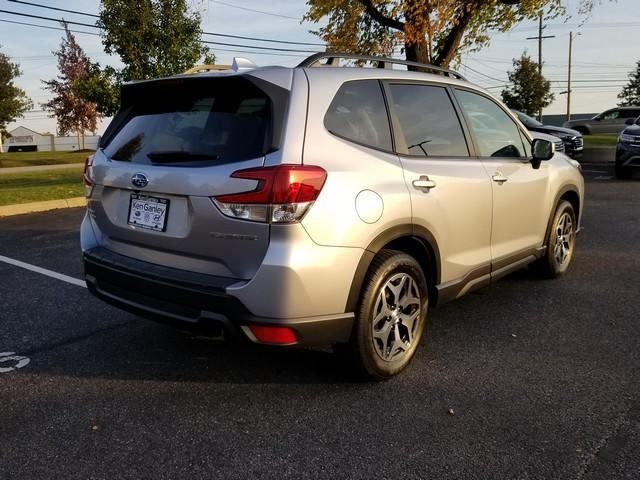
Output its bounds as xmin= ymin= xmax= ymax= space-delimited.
xmin=531 ymin=138 xmax=554 ymax=169
xmin=625 ymin=118 xmax=635 ymax=125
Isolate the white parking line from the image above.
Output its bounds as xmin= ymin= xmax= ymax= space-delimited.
xmin=0 ymin=255 xmax=86 ymax=288
xmin=582 ymin=170 xmax=607 ymax=174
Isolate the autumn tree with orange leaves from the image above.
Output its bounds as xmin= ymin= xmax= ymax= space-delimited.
xmin=42 ymin=23 xmax=98 ymax=149
xmin=305 ymin=0 xmax=602 ymax=68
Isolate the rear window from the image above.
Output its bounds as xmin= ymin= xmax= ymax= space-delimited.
xmin=102 ymin=76 xmax=285 ymax=166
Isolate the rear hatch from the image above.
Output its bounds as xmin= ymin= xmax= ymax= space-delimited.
xmin=88 ymin=73 xmax=290 ymax=279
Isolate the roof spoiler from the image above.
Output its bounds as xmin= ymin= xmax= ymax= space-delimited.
xmin=183 ymin=57 xmax=258 ymax=74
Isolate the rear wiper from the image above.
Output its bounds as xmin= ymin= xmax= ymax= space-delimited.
xmin=147 ymin=151 xmax=219 ymax=163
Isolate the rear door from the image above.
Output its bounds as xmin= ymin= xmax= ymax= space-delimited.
xmin=384 ymin=82 xmax=493 ymax=287
xmin=454 ymin=88 xmax=549 ymax=268
xmin=90 ymin=74 xmax=290 ymax=279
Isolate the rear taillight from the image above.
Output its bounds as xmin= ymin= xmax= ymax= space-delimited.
xmin=83 ymin=155 xmax=94 ymax=198
xmin=213 ymin=165 xmax=327 ymax=223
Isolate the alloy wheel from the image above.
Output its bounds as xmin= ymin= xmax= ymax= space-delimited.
xmin=554 ymin=212 xmax=574 ymax=266
xmin=371 ymin=273 xmax=422 ymax=362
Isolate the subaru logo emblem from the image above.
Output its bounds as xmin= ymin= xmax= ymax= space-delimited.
xmin=131 ymin=173 xmax=148 ymax=188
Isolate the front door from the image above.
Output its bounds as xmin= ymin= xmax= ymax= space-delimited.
xmin=454 ymin=89 xmax=550 ymax=269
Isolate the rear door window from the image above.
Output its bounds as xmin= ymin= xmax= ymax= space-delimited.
xmin=388 ymin=84 xmax=469 ymax=157
xmin=324 ymin=80 xmax=393 ymax=151
xmin=103 ymin=77 xmax=282 ymax=166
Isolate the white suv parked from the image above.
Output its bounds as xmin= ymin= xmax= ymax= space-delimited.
xmin=82 ymin=54 xmax=584 ymax=379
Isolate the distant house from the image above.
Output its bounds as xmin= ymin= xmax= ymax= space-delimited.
xmin=2 ymin=126 xmax=100 ymax=152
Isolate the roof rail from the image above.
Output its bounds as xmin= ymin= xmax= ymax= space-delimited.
xmin=297 ymin=52 xmax=466 ymax=81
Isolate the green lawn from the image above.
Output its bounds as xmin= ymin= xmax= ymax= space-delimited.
xmin=583 ymin=134 xmax=618 ymax=148
xmin=0 ymin=167 xmax=85 ymax=206
xmin=0 ymin=150 xmax=93 ymax=168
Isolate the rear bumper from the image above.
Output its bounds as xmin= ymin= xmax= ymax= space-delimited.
xmin=84 ymin=247 xmax=354 ymax=346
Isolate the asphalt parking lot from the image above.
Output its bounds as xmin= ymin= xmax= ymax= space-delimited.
xmin=0 ymin=163 xmax=638 ymax=479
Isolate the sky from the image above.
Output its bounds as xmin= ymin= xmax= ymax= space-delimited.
xmin=1 ymin=0 xmax=639 ymax=135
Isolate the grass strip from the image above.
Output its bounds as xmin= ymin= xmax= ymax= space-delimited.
xmin=0 ymin=150 xmax=93 ymax=168
xmin=582 ymin=134 xmax=618 ymax=148
xmin=0 ymin=167 xmax=84 ymax=206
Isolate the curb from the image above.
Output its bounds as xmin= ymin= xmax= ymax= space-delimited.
xmin=0 ymin=197 xmax=86 ymax=217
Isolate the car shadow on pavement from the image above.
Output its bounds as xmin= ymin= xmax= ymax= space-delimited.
xmin=12 ymin=265 xmax=565 ymax=386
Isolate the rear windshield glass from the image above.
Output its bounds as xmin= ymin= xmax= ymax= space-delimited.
xmin=103 ymin=76 xmax=279 ymax=166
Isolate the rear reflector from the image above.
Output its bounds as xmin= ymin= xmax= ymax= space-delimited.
xmin=247 ymin=325 xmax=297 ymax=345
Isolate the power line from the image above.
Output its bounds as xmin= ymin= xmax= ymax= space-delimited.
xmin=6 ymin=0 xmax=98 ymax=18
xmin=0 ymin=9 xmax=96 ymax=28
xmin=206 ymin=47 xmax=308 ymax=58
xmin=201 ymin=31 xmax=324 ymax=47
xmin=0 ymin=18 xmax=99 ymax=36
xmin=208 ymin=0 xmax=301 ymax=20
xmin=513 ymin=21 xmax=640 ymax=32
xmin=2 ymin=3 xmax=325 ymax=46
xmin=201 ymin=39 xmax=318 ymax=53
xmin=460 ymin=63 xmax=506 ymax=83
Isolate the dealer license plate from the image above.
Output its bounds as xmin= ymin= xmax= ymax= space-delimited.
xmin=127 ymin=194 xmax=170 ymax=232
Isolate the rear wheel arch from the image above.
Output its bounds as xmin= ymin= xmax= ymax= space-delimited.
xmin=345 ymin=225 xmax=440 ymax=313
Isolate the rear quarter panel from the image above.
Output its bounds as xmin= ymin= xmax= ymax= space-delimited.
xmin=299 ymin=70 xmax=411 ymax=249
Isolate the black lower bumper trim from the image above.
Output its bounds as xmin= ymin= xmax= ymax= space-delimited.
xmin=83 ymin=247 xmax=353 ymax=346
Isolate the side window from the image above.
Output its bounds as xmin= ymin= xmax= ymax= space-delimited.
xmin=602 ymin=110 xmax=620 ymax=120
xmin=620 ymin=109 xmax=639 ymax=119
xmin=324 ymin=80 xmax=392 ymax=151
xmin=388 ymin=84 xmax=469 ymax=157
xmin=456 ymin=90 xmax=526 ymax=158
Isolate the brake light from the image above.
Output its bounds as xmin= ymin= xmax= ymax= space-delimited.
xmin=83 ymin=155 xmax=94 ymax=197
xmin=213 ymin=165 xmax=327 ymax=223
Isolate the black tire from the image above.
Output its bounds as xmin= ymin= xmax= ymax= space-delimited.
xmin=335 ymin=249 xmax=429 ymax=380
xmin=574 ymin=126 xmax=589 ymax=135
xmin=532 ymin=200 xmax=577 ymax=278
xmin=615 ymin=163 xmax=632 ymax=179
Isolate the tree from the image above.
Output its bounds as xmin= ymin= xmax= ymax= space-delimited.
xmin=304 ymin=0 xmax=603 ymax=68
xmin=98 ymin=0 xmax=215 ymax=81
xmin=618 ymin=60 xmax=640 ymax=107
xmin=0 ymin=46 xmax=32 ymax=153
xmin=74 ymin=63 xmax=120 ymax=117
xmin=501 ymin=53 xmax=553 ymax=116
xmin=42 ymin=23 xmax=99 ymax=149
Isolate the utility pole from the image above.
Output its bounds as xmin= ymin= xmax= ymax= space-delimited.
xmin=567 ymin=32 xmax=573 ymax=122
xmin=527 ymin=11 xmax=555 ymax=121
xmin=566 ymin=32 xmax=581 ymax=122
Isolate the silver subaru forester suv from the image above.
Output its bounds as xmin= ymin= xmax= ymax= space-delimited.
xmin=81 ymin=53 xmax=584 ymax=379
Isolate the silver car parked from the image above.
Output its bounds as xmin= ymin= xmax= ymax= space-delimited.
xmin=564 ymin=106 xmax=640 ymax=135
xmin=81 ymin=53 xmax=584 ymax=379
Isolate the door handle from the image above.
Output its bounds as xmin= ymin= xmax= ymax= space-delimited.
xmin=492 ymin=173 xmax=508 ymax=184
xmin=412 ymin=176 xmax=436 ymax=192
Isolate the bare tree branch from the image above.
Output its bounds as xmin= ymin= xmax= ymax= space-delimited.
xmin=433 ymin=1 xmax=483 ymax=67
xmin=357 ymin=0 xmax=405 ymax=31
